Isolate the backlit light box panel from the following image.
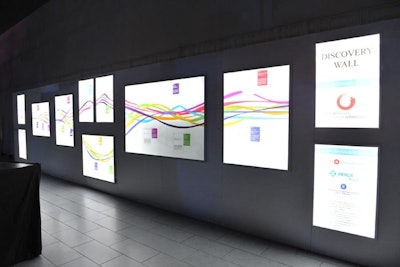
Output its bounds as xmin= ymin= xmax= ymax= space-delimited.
xmin=313 ymin=144 xmax=378 ymax=238
xmin=125 ymin=76 xmax=205 ymax=160
xmin=96 ymin=75 xmax=114 ymax=123
xmin=315 ymin=34 xmax=380 ymax=128
xmin=55 ymin=94 xmax=74 ymax=147
xmin=32 ymin=102 xmax=50 ymax=137
xmin=79 ymin=78 xmax=94 ymax=122
xmin=18 ymin=129 xmax=27 ymax=159
xmin=82 ymin=134 xmax=115 ymax=183
xmin=17 ymin=94 xmax=26 ymax=125
xmin=223 ymin=65 xmax=290 ymax=170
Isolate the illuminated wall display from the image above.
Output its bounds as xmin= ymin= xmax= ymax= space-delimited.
xmin=223 ymin=65 xmax=290 ymax=170
xmin=313 ymin=144 xmax=378 ymax=238
xmin=78 ymin=78 xmax=94 ymax=122
xmin=125 ymin=76 xmax=205 ymax=160
xmin=32 ymin=102 xmax=50 ymax=137
xmin=55 ymin=94 xmax=74 ymax=147
xmin=17 ymin=94 xmax=26 ymax=125
xmin=315 ymin=34 xmax=380 ymax=128
xmin=18 ymin=129 xmax=27 ymax=159
xmin=96 ymin=75 xmax=114 ymax=123
xmin=82 ymin=134 xmax=115 ymax=183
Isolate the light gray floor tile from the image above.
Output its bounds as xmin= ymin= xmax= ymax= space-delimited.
xmin=181 ymin=222 xmax=227 ymax=241
xmin=149 ymin=224 xmax=193 ymax=242
xmin=41 ymin=219 xmax=72 ymax=235
xmin=101 ymin=255 xmax=146 ymax=267
xmin=261 ymin=246 xmax=321 ymax=267
xmin=74 ymin=240 xmax=121 ymax=264
xmin=184 ymin=250 xmax=241 ymax=267
xmin=119 ymin=226 xmax=197 ymax=260
xmin=51 ymin=228 xmax=93 ymax=247
xmin=95 ymin=216 xmax=131 ymax=231
xmin=86 ymin=227 xmax=127 ymax=246
xmin=217 ymin=232 xmax=269 ymax=255
xmin=14 ymin=255 xmax=56 ymax=267
xmin=122 ymin=215 xmax=163 ymax=230
xmin=102 ymin=207 xmax=134 ymax=220
xmin=110 ymin=239 xmax=159 ymax=262
xmin=42 ymin=242 xmax=81 ymax=266
xmin=144 ymin=253 xmax=195 ymax=267
xmin=59 ymin=257 xmax=99 ymax=267
xmin=224 ymin=249 xmax=287 ymax=267
xmin=41 ymin=230 xmax=58 ymax=246
xmin=183 ymin=235 xmax=234 ymax=258
xmin=63 ymin=218 xmax=101 ymax=233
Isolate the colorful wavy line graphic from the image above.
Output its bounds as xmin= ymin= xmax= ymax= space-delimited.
xmin=125 ymin=101 xmax=205 ymax=135
xmin=82 ymin=138 xmax=113 ymax=163
xmin=224 ymin=90 xmax=289 ymax=126
xmin=79 ymin=100 xmax=94 ymax=115
xmin=34 ymin=112 xmax=50 ymax=128
xmin=96 ymin=93 xmax=114 ymax=110
xmin=56 ymin=109 xmax=73 ymax=130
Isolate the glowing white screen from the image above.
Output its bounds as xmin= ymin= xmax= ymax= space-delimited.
xmin=315 ymin=34 xmax=380 ymax=128
xmin=125 ymin=76 xmax=205 ymax=160
xmin=32 ymin=102 xmax=50 ymax=137
xmin=313 ymin=144 xmax=378 ymax=238
xmin=96 ymin=75 xmax=114 ymax=123
xmin=55 ymin=94 xmax=74 ymax=147
xmin=17 ymin=94 xmax=26 ymax=125
xmin=82 ymin=134 xmax=115 ymax=183
xmin=223 ymin=65 xmax=290 ymax=170
xmin=79 ymin=78 xmax=94 ymax=122
xmin=18 ymin=129 xmax=27 ymax=159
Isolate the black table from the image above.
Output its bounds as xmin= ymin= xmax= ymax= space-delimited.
xmin=0 ymin=162 xmax=42 ymax=266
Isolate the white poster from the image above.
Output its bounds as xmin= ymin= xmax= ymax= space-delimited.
xmin=79 ymin=78 xmax=94 ymax=122
xmin=223 ymin=65 xmax=290 ymax=170
xmin=82 ymin=134 xmax=115 ymax=183
xmin=313 ymin=144 xmax=378 ymax=238
xmin=55 ymin=94 xmax=74 ymax=147
xmin=315 ymin=34 xmax=380 ymax=128
xmin=18 ymin=129 xmax=27 ymax=159
xmin=32 ymin=102 xmax=50 ymax=137
xmin=17 ymin=94 xmax=26 ymax=125
xmin=125 ymin=76 xmax=205 ymax=160
xmin=96 ymin=75 xmax=114 ymax=123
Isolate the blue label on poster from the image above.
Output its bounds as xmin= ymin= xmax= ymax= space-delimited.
xmin=250 ymin=127 xmax=260 ymax=142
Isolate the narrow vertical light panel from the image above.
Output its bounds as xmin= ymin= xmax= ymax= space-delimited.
xmin=78 ymin=78 xmax=94 ymax=122
xmin=17 ymin=94 xmax=26 ymax=125
xmin=96 ymin=75 xmax=114 ymax=123
xmin=55 ymin=94 xmax=74 ymax=147
xmin=18 ymin=129 xmax=27 ymax=159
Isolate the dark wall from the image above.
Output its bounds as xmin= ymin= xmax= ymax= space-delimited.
xmin=13 ymin=18 xmax=400 ymax=267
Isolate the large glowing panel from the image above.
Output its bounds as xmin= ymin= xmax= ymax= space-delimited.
xmin=223 ymin=65 xmax=290 ymax=170
xmin=55 ymin=94 xmax=74 ymax=147
xmin=79 ymin=78 xmax=94 ymax=122
xmin=315 ymin=34 xmax=380 ymax=128
xmin=96 ymin=75 xmax=114 ymax=123
xmin=313 ymin=144 xmax=378 ymax=238
xmin=17 ymin=94 xmax=25 ymax=125
xmin=32 ymin=102 xmax=50 ymax=137
xmin=125 ymin=76 xmax=205 ymax=160
xmin=18 ymin=129 xmax=27 ymax=159
xmin=82 ymin=134 xmax=115 ymax=183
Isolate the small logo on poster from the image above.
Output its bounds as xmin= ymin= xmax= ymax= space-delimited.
xmin=340 ymin=183 xmax=347 ymax=190
xmin=151 ymin=128 xmax=158 ymax=138
xmin=250 ymin=127 xmax=260 ymax=142
xmin=334 ymin=159 xmax=340 ymax=165
xmin=173 ymin=83 xmax=179 ymax=94
xmin=183 ymin=133 xmax=191 ymax=146
xmin=257 ymin=70 xmax=268 ymax=86
xmin=337 ymin=93 xmax=356 ymax=110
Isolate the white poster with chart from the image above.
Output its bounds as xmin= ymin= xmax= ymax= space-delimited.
xmin=313 ymin=144 xmax=378 ymax=238
xmin=315 ymin=34 xmax=380 ymax=128
xmin=96 ymin=75 xmax=114 ymax=123
xmin=55 ymin=94 xmax=74 ymax=147
xmin=17 ymin=94 xmax=26 ymax=125
xmin=125 ymin=76 xmax=205 ymax=160
xmin=79 ymin=78 xmax=94 ymax=122
xmin=223 ymin=65 xmax=290 ymax=170
xmin=82 ymin=134 xmax=115 ymax=183
xmin=32 ymin=102 xmax=50 ymax=137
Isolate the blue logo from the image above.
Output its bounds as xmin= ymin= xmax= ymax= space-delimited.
xmin=340 ymin=184 xmax=347 ymax=190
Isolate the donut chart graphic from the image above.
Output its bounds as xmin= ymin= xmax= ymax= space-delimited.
xmin=337 ymin=94 xmax=356 ymax=110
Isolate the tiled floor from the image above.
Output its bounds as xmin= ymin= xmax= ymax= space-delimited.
xmin=14 ymin=175 xmax=361 ymax=267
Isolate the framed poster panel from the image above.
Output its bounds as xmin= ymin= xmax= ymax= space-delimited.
xmin=95 ymin=75 xmax=114 ymax=123
xmin=55 ymin=94 xmax=74 ymax=147
xmin=17 ymin=94 xmax=26 ymax=125
xmin=78 ymin=78 xmax=94 ymax=122
xmin=18 ymin=129 xmax=27 ymax=159
xmin=32 ymin=102 xmax=50 ymax=137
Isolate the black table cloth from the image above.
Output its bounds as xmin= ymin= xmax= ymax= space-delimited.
xmin=0 ymin=162 xmax=42 ymax=266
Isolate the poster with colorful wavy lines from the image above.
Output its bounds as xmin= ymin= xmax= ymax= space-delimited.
xmin=32 ymin=102 xmax=50 ymax=137
xmin=82 ymin=134 xmax=115 ymax=183
xmin=96 ymin=75 xmax=114 ymax=123
xmin=223 ymin=65 xmax=290 ymax=170
xmin=125 ymin=76 xmax=205 ymax=160
xmin=55 ymin=94 xmax=74 ymax=147
xmin=78 ymin=78 xmax=94 ymax=122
